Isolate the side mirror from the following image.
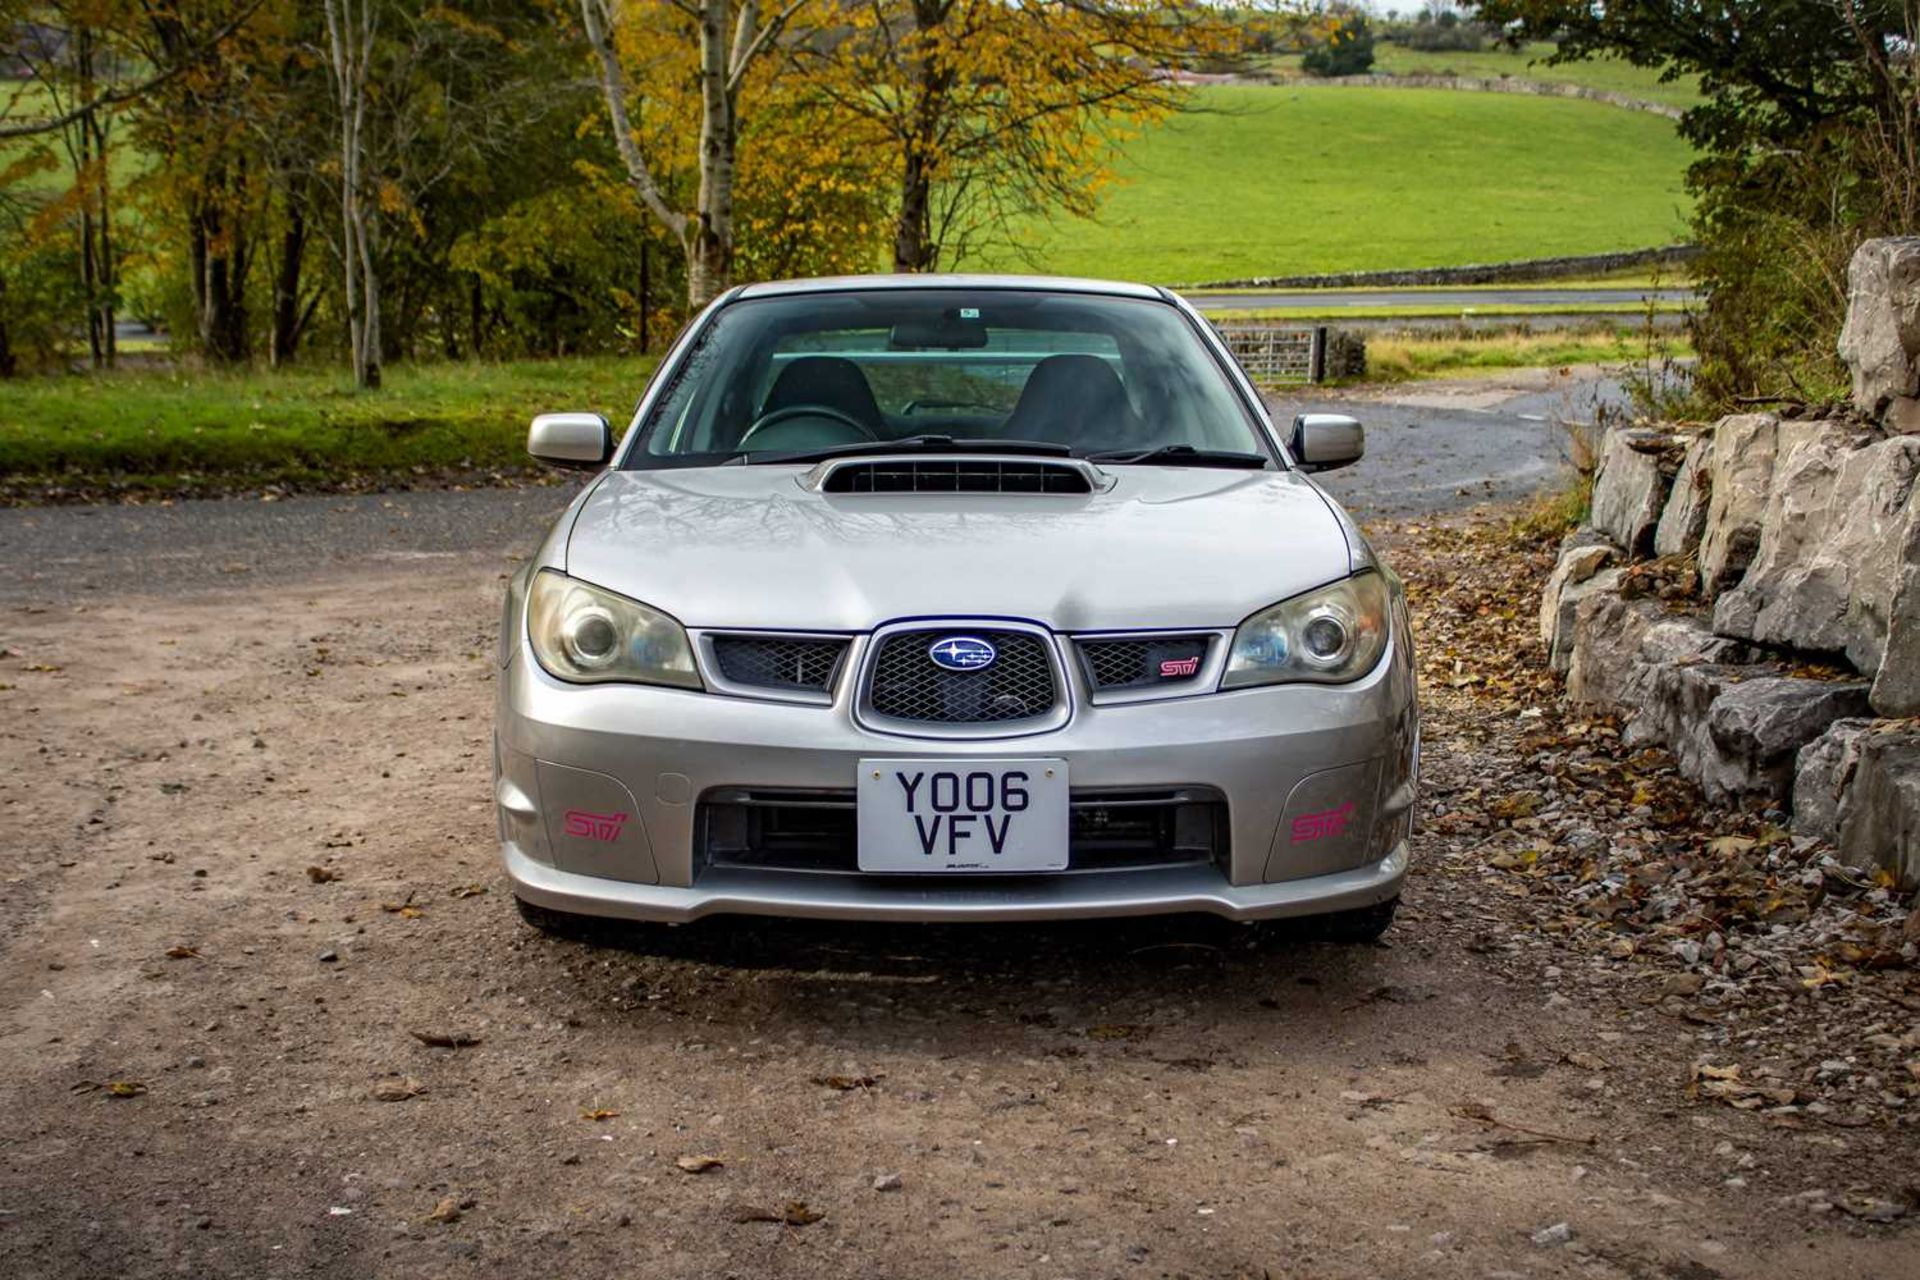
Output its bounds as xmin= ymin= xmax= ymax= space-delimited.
xmin=528 ymin=412 xmax=612 ymax=470
xmin=1289 ymin=413 xmax=1364 ymax=473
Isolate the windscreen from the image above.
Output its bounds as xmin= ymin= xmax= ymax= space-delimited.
xmin=628 ymin=289 xmax=1268 ymax=465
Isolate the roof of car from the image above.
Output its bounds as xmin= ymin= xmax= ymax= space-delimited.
xmin=730 ymin=273 xmax=1170 ymax=302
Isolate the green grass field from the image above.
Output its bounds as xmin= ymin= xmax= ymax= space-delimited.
xmin=1259 ymin=40 xmax=1703 ymax=109
xmin=964 ymin=84 xmax=1693 ymax=284
xmin=0 ymin=356 xmax=657 ymax=493
xmin=1 ymin=79 xmax=155 ymax=192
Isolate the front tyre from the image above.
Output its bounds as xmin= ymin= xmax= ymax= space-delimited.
xmin=514 ymin=894 xmax=611 ymax=942
xmin=1317 ymin=895 xmax=1398 ymax=944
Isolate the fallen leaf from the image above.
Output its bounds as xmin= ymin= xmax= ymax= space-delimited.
xmin=372 ymin=1077 xmax=425 ymax=1102
xmin=734 ymin=1200 xmax=821 ymax=1225
xmin=449 ymin=884 xmax=487 ymax=899
xmin=811 ymin=1074 xmax=876 ymax=1091
xmin=105 ymin=1080 xmax=147 ymax=1098
xmin=675 ymin=1154 xmax=724 ymax=1174
xmin=1562 ymin=1051 xmax=1610 ymax=1072
xmin=1449 ymin=1102 xmax=1593 ymax=1144
xmin=425 ymin=1196 xmax=460 ymax=1224
xmin=581 ymin=1108 xmax=620 ymax=1121
xmin=164 ymin=945 xmax=200 ymax=960
xmin=410 ymin=1030 xmax=481 ymax=1049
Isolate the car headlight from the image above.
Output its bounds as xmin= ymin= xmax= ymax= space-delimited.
xmin=525 ymin=569 xmax=701 ymax=688
xmin=1223 ymin=571 xmax=1390 ymax=688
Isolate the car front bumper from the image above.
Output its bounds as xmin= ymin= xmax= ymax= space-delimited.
xmin=494 ymin=633 xmax=1418 ymax=925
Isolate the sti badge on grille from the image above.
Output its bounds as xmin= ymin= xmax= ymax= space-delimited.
xmin=928 ymin=635 xmax=997 ymax=672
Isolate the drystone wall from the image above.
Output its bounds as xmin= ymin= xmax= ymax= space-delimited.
xmin=1540 ymin=239 xmax=1920 ymax=888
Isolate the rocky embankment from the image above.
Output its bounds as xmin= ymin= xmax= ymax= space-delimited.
xmin=1542 ymin=238 xmax=1920 ymax=889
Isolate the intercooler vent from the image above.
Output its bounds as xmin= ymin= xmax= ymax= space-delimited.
xmin=820 ymin=458 xmax=1095 ymax=495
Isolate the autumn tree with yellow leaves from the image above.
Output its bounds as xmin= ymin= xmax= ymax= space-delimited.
xmin=795 ymin=1 xmax=1246 ymax=273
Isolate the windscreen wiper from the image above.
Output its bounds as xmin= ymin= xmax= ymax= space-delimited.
xmin=743 ymin=435 xmax=1076 ymax=465
xmin=1085 ymin=444 xmax=1268 ymax=469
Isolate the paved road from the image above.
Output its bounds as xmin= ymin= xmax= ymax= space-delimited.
xmin=0 ymin=372 xmax=1622 ymax=605
xmin=1184 ymin=285 xmax=1695 ymax=312
xmin=1282 ymin=368 xmax=1630 ymax=522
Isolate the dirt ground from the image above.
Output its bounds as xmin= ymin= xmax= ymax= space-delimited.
xmin=1 ymin=513 xmax=1915 ymax=1279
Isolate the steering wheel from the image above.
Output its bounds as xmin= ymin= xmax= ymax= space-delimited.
xmin=737 ymin=405 xmax=878 ymax=452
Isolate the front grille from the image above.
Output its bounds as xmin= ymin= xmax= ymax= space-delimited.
xmin=710 ymin=635 xmax=848 ymax=693
xmin=867 ymin=629 xmax=1058 ymax=724
xmin=1078 ymin=635 xmax=1213 ymax=691
xmin=822 ymin=459 xmax=1093 ymax=494
xmin=698 ymin=788 xmax=1227 ymax=876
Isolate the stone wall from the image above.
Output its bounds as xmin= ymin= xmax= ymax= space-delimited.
xmin=1181 ymin=245 xmax=1701 ymax=292
xmin=1541 ymin=239 xmax=1920 ymax=889
xmin=1260 ymin=72 xmax=1685 ymax=120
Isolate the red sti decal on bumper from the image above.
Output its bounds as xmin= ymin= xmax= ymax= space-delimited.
xmin=1289 ymin=802 xmax=1354 ymax=844
xmin=562 ymin=809 xmax=629 ymax=842
xmin=1159 ymin=656 xmax=1202 ymax=678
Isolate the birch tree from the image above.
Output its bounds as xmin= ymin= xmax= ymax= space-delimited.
xmin=325 ymin=0 xmax=382 ymax=389
xmin=578 ymin=0 xmax=807 ymax=308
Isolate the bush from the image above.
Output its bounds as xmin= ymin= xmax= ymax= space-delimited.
xmin=1396 ymin=13 xmax=1490 ymax=54
xmin=1301 ymin=13 xmax=1375 ymax=78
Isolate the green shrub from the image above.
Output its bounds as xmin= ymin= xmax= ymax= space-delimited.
xmin=1302 ymin=13 xmax=1376 ymax=78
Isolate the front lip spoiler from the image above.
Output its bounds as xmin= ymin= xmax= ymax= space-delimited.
xmin=504 ymin=842 xmax=1407 ymax=925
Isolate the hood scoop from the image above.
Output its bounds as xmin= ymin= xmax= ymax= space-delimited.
xmin=810 ymin=455 xmax=1106 ymax=495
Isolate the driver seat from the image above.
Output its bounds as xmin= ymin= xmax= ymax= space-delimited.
xmin=761 ymin=356 xmax=883 ymax=431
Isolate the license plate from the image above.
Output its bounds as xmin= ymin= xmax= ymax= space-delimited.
xmin=856 ymin=759 xmax=1068 ymax=873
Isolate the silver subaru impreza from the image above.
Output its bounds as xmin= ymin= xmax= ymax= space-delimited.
xmin=494 ymin=276 xmax=1418 ymax=939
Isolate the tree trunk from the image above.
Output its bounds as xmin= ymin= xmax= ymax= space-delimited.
xmin=194 ymin=189 xmax=250 ymax=364
xmin=891 ymin=1 xmax=950 ymax=273
xmin=894 ymin=151 xmax=936 ymax=273
xmin=688 ymin=0 xmax=735 ymax=307
xmin=270 ymin=201 xmax=308 ymax=367
xmin=87 ymin=105 xmax=115 ymax=367
xmin=326 ymin=0 xmax=380 ymax=390
xmin=0 ymin=276 xmax=16 ymax=378
xmin=359 ymin=210 xmax=382 ymax=388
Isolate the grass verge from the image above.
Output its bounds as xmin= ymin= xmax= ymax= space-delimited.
xmin=1358 ymin=328 xmax=1692 ymax=383
xmin=0 ymin=356 xmax=656 ymax=500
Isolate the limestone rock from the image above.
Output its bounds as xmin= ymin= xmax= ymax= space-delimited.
xmin=1700 ymin=677 xmax=1874 ymax=801
xmin=1885 ymin=394 xmax=1920 ymax=436
xmin=1871 ymin=511 xmax=1920 ymax=716
xmin=1713 ymin=430 xmax=1915 ymax=670
xmin=1654 ymin=433 xmax=1711 ymax=558
xmin=1793 ymin=719 xmax=1878 ymax=843
xmin=1835 ymin=729 xmax=1920 ymax=890
xmin=1697 ymin=414 xmax=1780 ymax=597
xmin=1838 ymin=236 xmax=1920 ymax=417
xmin=1566 ymin=593 xmax=1746 ymax=713
xmin=1539 ymin=533 xmax=1619 ymax=672
xmin=1589 ymin=429 xmax=1680 ymax=558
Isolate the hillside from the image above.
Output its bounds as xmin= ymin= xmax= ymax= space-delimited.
xmin=961 ymin=84 xmax=1694 ymax=285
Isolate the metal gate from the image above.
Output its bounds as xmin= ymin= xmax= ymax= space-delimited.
xmin=1213 ymin=324 xmax=1327 ymax=385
